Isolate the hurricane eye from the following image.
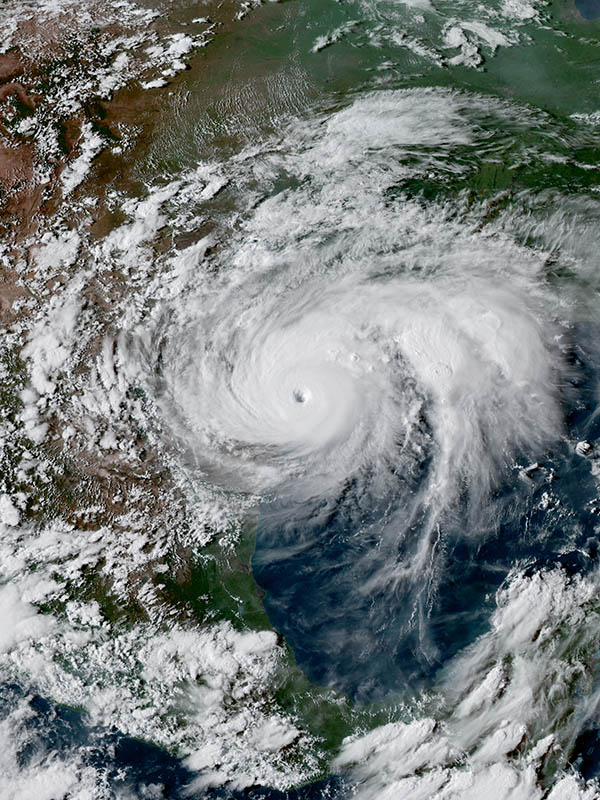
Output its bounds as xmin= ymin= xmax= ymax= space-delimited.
xmin=293 ymin=389 xmax=308 ymax=404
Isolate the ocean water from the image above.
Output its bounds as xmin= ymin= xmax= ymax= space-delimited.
xmin=4 ymin=0 xmax=600 ymax=798
xmin=576 ymin=1 xmax=600 ymax=19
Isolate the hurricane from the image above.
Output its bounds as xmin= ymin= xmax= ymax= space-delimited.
xmin=159 ymin=259 xmax=560 ymax=503
xmin=120 ymin=88 xmax=573 ymax=705
xmin=152 ymin=90 xmax=564 ymax=506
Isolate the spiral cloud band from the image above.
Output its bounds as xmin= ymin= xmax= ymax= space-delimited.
xmin=149 ymin=93 xmax=563 ymax=515
xmin=126 ymin=88 xmax=569 ymax=698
